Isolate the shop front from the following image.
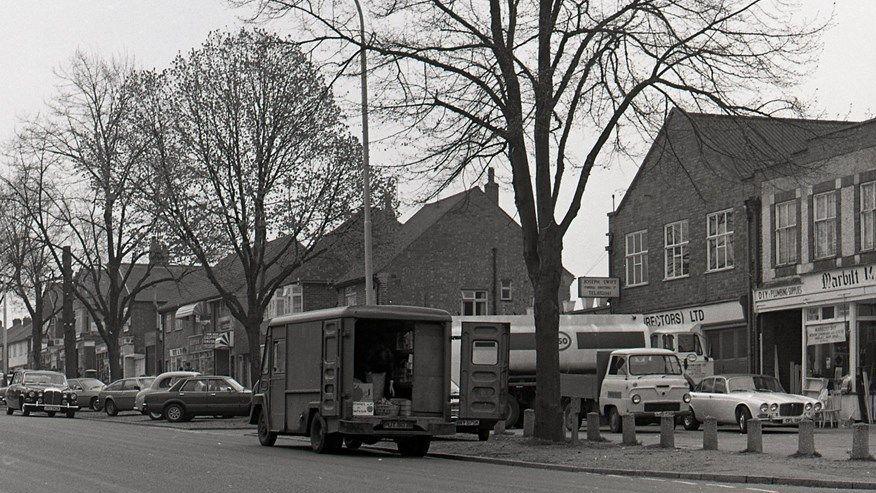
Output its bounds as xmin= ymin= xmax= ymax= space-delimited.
xmin=643 ymin=300 xmax=749 ymax=374
xmin=754 ymin=264 xmax=876 ymax=421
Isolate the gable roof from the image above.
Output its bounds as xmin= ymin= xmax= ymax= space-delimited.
xmin=6 ymin=321 xmax=32 ymax=345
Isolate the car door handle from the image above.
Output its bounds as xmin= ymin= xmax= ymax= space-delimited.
xmin=179 ymin=392 xmax=186 ymax=396
xmin=210 ymin=393 xmax=217 ymax=396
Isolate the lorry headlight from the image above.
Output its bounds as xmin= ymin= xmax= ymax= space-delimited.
xmin=631 ymin=394 xmax=641 ymax=404
xmin=769 ymin=403 xmax=778 ymax=412
xmin=804 ymin=403 xmax=812 ymax=411
xmin=759 ymin=403 xmax=769 ymax=413
xmin=683 ymin=393 xmax=691 ymax=403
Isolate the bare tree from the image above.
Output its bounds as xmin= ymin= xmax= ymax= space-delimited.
xmin=245 ymin=0 xmax=826 ymax=440
xmin=0 ymin=144 xmax=63 ymax=370
xmin=137 ymin=30 xmax=382 ymax=385
xmin=21 ymin=53 xmax=172 ymax=380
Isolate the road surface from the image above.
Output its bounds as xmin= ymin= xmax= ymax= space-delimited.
xmin=0 ymin=413 xmax=845 ymax=492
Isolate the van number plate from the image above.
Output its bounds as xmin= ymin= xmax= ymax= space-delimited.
xmin=456 ymin=419 xmax=479 ymax=427
xmin=383 ymin=420 xmax=414 ymax=430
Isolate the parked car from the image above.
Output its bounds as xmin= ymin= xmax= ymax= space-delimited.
xmin=134 ymin=371 xmax=199 ymax=420
xmin=683 ymin=374 xmax=822 ymax=433
xmin=0 ymin=372 xmax=9 ymax=405
xmin=98 ymin=376 xmax=155 ymax=416
xmin=67 ymin=378 xmax=106 ymax=411
xmin=142 ymin=375 xmax=251 ymax=423
xmin=4 ymin=370 xmax=79 ymax=418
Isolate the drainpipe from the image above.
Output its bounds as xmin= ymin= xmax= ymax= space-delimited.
xmin=491 ymin=248 xmax=498 ymax=315
xmin=745 ymin=197 xmax=763 ymax=374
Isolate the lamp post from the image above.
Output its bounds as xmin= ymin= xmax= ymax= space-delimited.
xmin=352 ymin=0 xmax=376 ymax=306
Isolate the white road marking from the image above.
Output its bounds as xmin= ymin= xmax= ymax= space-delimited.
xmin=746 ymin=488 xmax=778 ymax=493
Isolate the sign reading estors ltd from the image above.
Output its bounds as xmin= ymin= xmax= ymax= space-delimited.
xmin=643 ymin=301 xmax=744 ymax=327
xmin=577 ymin=277 xmax=620 ymax=298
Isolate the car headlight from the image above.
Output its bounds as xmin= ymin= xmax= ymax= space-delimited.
xmin=804 ymin=403 xmax=812 ymax=411
xmin=71 ymin=393 xmax=77 ymax=400
xmin=683 ymin=393 xmax=692 ymax=403
xmin=28 ymin=391 xmax=35 ymax=398
xmin=631 ymin=394 xmax=641 ymax=404
xmin=770 ymin=403 xmax=778 ymax=412
xmin=815 ymin=402 xmax=822 ymax=412
xmin=759 ymin=403 xmax=769 ymax=413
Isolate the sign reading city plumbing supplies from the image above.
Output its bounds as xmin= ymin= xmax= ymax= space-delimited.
xmin=755 ymin=264 xmax=876 ymax=304
xmin=806 ymin=322 xmax=847 ymax=346
xmin=577 ymin=277 xmax=620 ymax=298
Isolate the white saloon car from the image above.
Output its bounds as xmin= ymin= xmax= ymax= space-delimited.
xmin=683 ymin=374 xmax=822 ymax=433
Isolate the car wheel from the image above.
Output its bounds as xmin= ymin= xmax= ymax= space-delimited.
xmin=477 ymin=429 xmax=490 ymax=442
xmin=164 ymin=403 xmax=186 ymax=423
xmin=257 ymin=410 xmax=277 ymax=447
xmin=90 ymin=397 xmax=101 ymax=411
xmin=105 ymin=400 xmax=118 ymax=416
xmin=608 ymin=407 xmax=622 ymax=434
xmin=6 ymin=407 xmax=13 ymax=415
xmin=683 ymin=413 xmax=701 ymax=431
xmin=65 ymin=410 xmax=76 ymax=419
xmin=21 ymin=408 xmax=30 ymax=417
xmin=309 ymin=413 xmax=341 ymax=454
xmin=396 ymin=436 xmax=431 ymax=457
xmin=344 ymin=437 xmax=363 ymax=450
xmin=46 ymin=411 xmax=56 ymax=417
xmin=736 ymin=406 xmax=752 ymax=434
xmin=148 ymin=411 xmax=163 ymax=421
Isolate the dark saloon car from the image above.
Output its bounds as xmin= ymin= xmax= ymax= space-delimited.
xmin=4 ymin=370 xmax=79 ymax=418
xmin=142 ymin=375 xmax=251 ymax=423
xmin=67 ymin=378 xmax=106 ymax=411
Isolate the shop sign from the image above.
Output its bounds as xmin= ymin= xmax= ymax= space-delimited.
xmin=643 ymin=301 xmax=744 ymax=327
xmin=753 ymin=284 xmax=803 ymax=302
xmin=201 ymin=332 xmax=221 ymax=346
xmin=755 ymin=264 xmax=876 ymax=304
xmin=578 ymin=277 xmax=620 ymax=298
xmin=806 ymin=322 xmax=846 ymax=346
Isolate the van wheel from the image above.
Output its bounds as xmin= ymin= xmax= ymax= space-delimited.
xmin=608 ymin=407 xmax=622 ymax=433
xmin=477 ymin=429 xmax=490 ymax=441
xmin=257 ymin=410 xmax=277 ymax=447
xmin=504 ymin=398 xmax=520 ymax=428
xmin=344 ymin=438 xmax=363 ymax=450
xmin=397 ymin=436 xmax=431 ymax=457
xmin=309 ymin=413 xmax=342 ymax=454
xmin=683 ymin=413 xmax=700 ymax=431
xmin=104 ymin=400 xmax=118 ymax=416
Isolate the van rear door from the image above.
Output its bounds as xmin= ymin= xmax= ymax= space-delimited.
xmin=320 ymin=319 xmax=342 ymax=417
xmin=459 ymin=322 xmax=510 ymax=422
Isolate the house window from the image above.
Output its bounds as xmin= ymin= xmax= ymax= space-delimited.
xmin=664 ymin=220 xmax=689 ymax=279
xmin=500 ymin=280 xmax=512 ymax=301
xmin=862 ymin=181 xmax=876 ymax=251
xmin=345 ymin=286 xmax=358 ymax=306
xmin=624 ymin=230 xmax=648 ymax=286
xmin=813 ymin=191 xmax=837 ymax=259
xmin=707 ymin=210 xmax=734 ymax=271
xmin=775 ymin=200 xmax=798 ymax=265
xmin=268 ymin=283 xmax=304 ymax=318
xmin=461 ymin=290 xmax=488 ymax=315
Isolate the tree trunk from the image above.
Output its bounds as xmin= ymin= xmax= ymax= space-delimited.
xmin=246 ymin=320 xmax=263 ymax=388
xmin=106 ymin=334 xmax=122 ymax=381
xmin=30 ymin=305 xmax=44 ymax=371
xmin=62 ymin=246 xmax=78 ymax=378
xmin=531 ymin=232 xmax=565 ymax=442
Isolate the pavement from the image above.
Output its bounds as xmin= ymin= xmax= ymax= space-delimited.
xmin=0 ymin=412 xmax=850 ymax=493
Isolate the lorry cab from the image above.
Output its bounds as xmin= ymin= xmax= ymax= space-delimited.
xmin=649 ymin=324 xmax=713 ymax=384
xmin=599 ymin=348 xmax=692 ymax=433
xmin=251 ymin=305 xmax=508 ymax=456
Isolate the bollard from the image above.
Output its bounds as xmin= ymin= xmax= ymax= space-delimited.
xmin=621 ymin=414 xmax=637 ymax=445
xmin=570 ymin=413 xmax=580 ymax=445
xmin=746 ymin=419 xmax=762 ymax=453
xmin=523 ymin=409 xmax=535 ymax=438
xmin=659 ymin=415 xmax=675 ymax=448
xmin=703 ymin=417 xmax=718 ymax=451
xmin=587 ymin=412 xmax=601 ymax=442
xmin=493 ymin=419 xmax=506 ymax=437
xmin=851 ymin=423 xmax=873 ymax=460
xmin=797 ymin=420 xmax=816 ymax=456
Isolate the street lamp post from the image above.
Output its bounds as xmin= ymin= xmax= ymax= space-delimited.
xmin=353 ymin=0 xmax=375 ymax=305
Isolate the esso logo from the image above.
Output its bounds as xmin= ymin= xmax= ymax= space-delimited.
xmin=558 ymin=331 xmax=572 ymax=351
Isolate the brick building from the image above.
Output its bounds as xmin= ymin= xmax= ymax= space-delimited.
xmin=608 ymin=109 xmax=854 ymax=374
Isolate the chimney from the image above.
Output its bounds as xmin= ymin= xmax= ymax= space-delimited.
xmin=485 ymin=167 xmax=499 ymax=204
xmin=12 ymin=318 xmax=22 ymax=327
xmin=149 ymin=237 xmax=169 ymax=266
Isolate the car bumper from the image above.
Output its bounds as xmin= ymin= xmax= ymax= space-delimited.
xmin=756 ymin=414 xmax=812 ymax=425
xmin=23 ymin=403 xmax=78 ymax=412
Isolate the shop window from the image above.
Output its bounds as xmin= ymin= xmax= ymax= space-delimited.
xmin=862 ymin=181 xmax=876 ymax=251
xmin=775 ymin=200 xmax=798 ymax=265
xmin=461 ymin=290 xmax=488 ymax=315
xmin=624 ymin=230 xmax=648 ymax=286
xmin=707 ymin=210 xmax=734 ymax=271
xmin=500 ymin=280 xmax=512 ymax=301
xmin=664 ymin=220 xmax=689 ymax=280
xmin=813 ymin=191 xmax=837 ymax=259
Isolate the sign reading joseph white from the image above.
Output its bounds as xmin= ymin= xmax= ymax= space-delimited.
xmin=577 ymin=277 xmax=620 ymax=298
xmin=643 ymin=301 xmax=745 ymax=327
xmin=806 ymin=322 xmax=846 ymax=346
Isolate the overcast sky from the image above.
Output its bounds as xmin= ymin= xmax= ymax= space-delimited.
xmin=1 ymin=1 xmax=874 ymax=312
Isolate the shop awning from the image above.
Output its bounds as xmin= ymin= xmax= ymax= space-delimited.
xmin=175 ymin=302 xmax=204 ymax=319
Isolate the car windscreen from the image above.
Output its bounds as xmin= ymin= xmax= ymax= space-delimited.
xmin=23 ymin=373 xmax=66 ymax=386
xmin=677 ymin=334 xmax=702 ymax=354
xmin=752 ymin=375 xmax=784 ymax=393
xmin=78 ymin=378 xmax=105 ymax=389
xmin=628 ymin=354 xmax=682 ymax=375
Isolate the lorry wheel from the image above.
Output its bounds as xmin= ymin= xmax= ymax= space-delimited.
xmin=397 ymin=436 xmax=431 ymax=457
xmin=344 ymin=438 xmax=363 ymax=450
xmin=562 ymin=402 xmax=583 ymax=432
xmin=683 ymin=413 xmax=700 ymax=431
xmin=504 ymin=398 xmax=520 ymax=428
xmin=309 ymin=413 xmax=342 ymax=454
xmin=257 ymin=411 xmax=278 ymax=447
xmin=477 ymin=429 xmax=490 ymax=442
xmin=608 ymin=408 xmax=622 ymax=433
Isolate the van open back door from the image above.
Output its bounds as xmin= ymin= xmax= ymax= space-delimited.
xmin=459 ymin=322 xmax=510 ymax=422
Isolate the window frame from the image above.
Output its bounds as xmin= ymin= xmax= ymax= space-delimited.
xmin=461 ymin=290 xmax=488 ymax=316
xmin=624 ymin=230 xmax=648 ymax=287
xmin=706 ymin=209 xmax=735 ymax=272
xmin=500 ymin=280 xmax=512 ymax=301
xmin=775 ymin=199 xmax=799 ymax=266
xmin=663 ymin=220 xmax=690 ymax=280
xmin=862 ymin=181 xmax=876 ymax=252
xmin=813 ymin=191 xmax=837 ymax=259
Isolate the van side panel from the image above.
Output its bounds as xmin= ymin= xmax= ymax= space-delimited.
xmin=285 ymin=321 xmax=323 ymax=433
xmin=412 ymin=322 xmax=445 ymax=415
